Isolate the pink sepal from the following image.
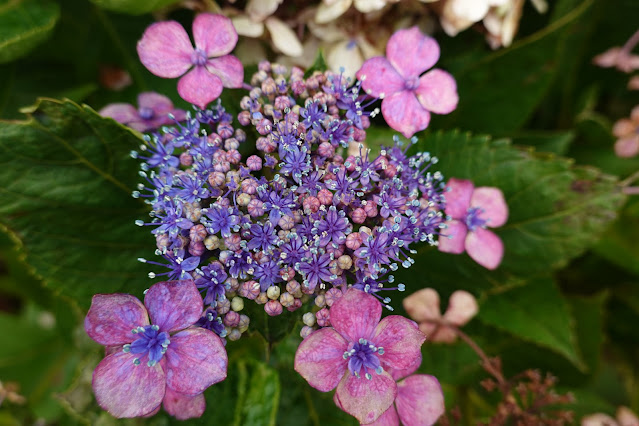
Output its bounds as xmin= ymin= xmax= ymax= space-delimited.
xmin=85 ymin=293 xmax=149 ymax=346
xmin=437 ymin=219 xmax=467 ymax=254
xmin=372 ymin=316 xmax=425 ymax=371
xmin=444 ymin=178 xmax=474 ymax=220
xmin=144 ymin=280 xmax=203 ymax=333
xmin=163 ymin=388 xmax=206 ymax=420
xmin=177 ymin=66 xmax=224 ymax=109
xmin=193 ymin=13 xmax=238 ymax=58
xmin=137 ymin=21 xmax=193 ymax=78
xmin=466 ymin=227 xmax=504 ymax=270
xmin=294 ymin=327 xmax=348 ymax=392
xmin=330 ymin=288 xmax=381 ymax=343
xmin=335 ymin=370 xmax=397 ymax=424
xmin=386 ymin=27 xmax=440 ymax=79
xmin=471 ymin=187 xmax=508 ymax=228
xmin=395 ymin=375 xmax=445 ymax=426
xmin=357 ymin=57 xmax=405 ymax=98
xmin=416 ymin=69 xmax=459 ymax=115
xmin=381 ymin=91 xmax=430 ymax=138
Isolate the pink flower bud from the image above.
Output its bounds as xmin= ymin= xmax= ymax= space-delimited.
xmin=179 ymin=152 xmax=193 ymax=166
xmin=238 ymin=110 xmax=251 ymax=126
xmin=303 ymin=196 xmax=320 ymax=214
xmin=246 ymin=155 xmax=263 ymax=171
xmin=300 ymin=325 xmax=314 ymax=339
xmin=325 ymin=287 xmax=343 ymax=307
xmin=315 ymin=308 xmax=330 ymax=327
xmin=216 ymin=298 xmax=231 ymax=315
xmin=351 ymin=208 xmax=366 ymax=224
xmin=443 ymin=290 xmax=479 ymax=326
xmin=317 ymin=188 xmax=333 ymax=205
xmin=287 ymin=298 xmax=302 ymax=312
xmin=345 ymin=232 xmax=362 ymax=250
xmin=208 ymin=171 xmax=225 ymax=188
xmin=188 ymin=241 xmax=205 ymax=257
xmin=223 ymin=311 xmax=240 ymax=327
xmin=363 ymin=202 xmax=378 ymax=218
xmin=239 ymin=280 xmax=260 ymax=300
xmin=265 ymin=300 xmax=283 ymax=316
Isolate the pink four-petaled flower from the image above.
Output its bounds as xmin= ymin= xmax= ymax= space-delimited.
xmin=294 ymin=288 xmax=426 ymax=424
xmin=356 ymin=27 xmax=459 ymax=138
xmin=438 ymin=178 xmax=508 ymax=270
xmin=137 ymin=13 xmax=244 ymax=109
xmin=99 ymin=92 xmax=186 ymax=132
xmin=84 ymin=280 xmax=227 ymax=419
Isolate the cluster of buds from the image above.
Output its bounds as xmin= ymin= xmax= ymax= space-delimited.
xmin=132 ymin=59 xmax=449 ymax=340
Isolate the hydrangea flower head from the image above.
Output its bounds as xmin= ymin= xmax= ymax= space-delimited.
xmin=137 ymin=13 xmax=244 ymax=109
xmin=84 ymin=280 xmax=227 ymax=419
xmin=438 ymin=178 xmax=508 ymax=270
xmin=356 ymin=27 xmax=458 ymax=138
xmin=99 ymin=92 xmax=186 ymax=132
xmin=294 ymin=288 xmax=426 ymax=423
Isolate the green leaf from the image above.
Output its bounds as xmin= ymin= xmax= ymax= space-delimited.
xmin=477 ymin=277 xmax=583 ymax=369
xmin=0 ymin=0 xmax=60 ymax=64
xmin=241 ymin=360 xmax=281 ymax=426
xmin=510 ymin=130 xmax=575 ymax=156
xmin=567 ymin=292 xmax=607 ymax=374
xmin=435 ymin=0 xmax=595 ymax=133
xmin=414 ymin=130 xmax=626 ymax=276
xmin=0 ymin=98 xmax=150 ymax=310
xmin=89 ymin=0 xmax=180 ymax=15
xmin=594 ymin=198 xmax=639 ymax=277
xmin=304 ymin=50 xmax=328 ymax=79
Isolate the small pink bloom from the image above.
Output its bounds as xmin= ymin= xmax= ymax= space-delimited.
xmin=593 ymin=47 xmax=639 ymax=73
xmin=99 ymin=92 xmax=186 ymax=132
xmin=612 ymin=106 xmax=639 ymax=158
xmin=85 ymin=280 xmax=227 ymax=419
xmin=356 ymin=27 xmax=458 ymax=138
xmin=438 ymin=178 xmax=508 ymax=270
xmin=403 ymin=288 xmax=478 ymax=343
xmin=294 ymin=288 xmax=426 ymax=424
xmin=137 ymin=13 xmax=244 ymax=109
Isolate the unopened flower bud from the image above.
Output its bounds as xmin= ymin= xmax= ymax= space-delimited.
xmin=246 ymin=155 xmax=262 ymax=171
xmin=224 ymin=311 xmax=240 ymax=327
xmin=337 ymin=255 xmax=352 ymax=270
xmin=224 ymin=234 xmax=241 ymax=251
xmin=216 ymin=298 xmax=231 ymax=315
xmin=280 ymin=292 xmax=294 ymax=307
xmin=325 ymin=287 xmax=343 ymax=307
xmin=303 ymin=196 xmax=320 ymax=214
xmin=239 ymin=280 xmax=260 ymax=300
xmin=278 ymin=215 xmax=295 ymax=230
xmin=228 ymin=328 xmax=242 ymax=341
xmin=300 ymin=325 xmax=314 ymax=339
xmin=302 ymin=312 xmax=316 ymax=327
xmin=364 ymin=201 xmax=378 ymax=218
xmin=316 ymin=308 xmax=330 ymax=327
xmin=351 ymin=208 xmax=366 ymax=224
xmin=208 ymin=171 xmax=225 ymax=188
xmin=231 ymin=316 xmax=246 ymax=335
xmin=288 ymin=298 xmax=302 ymax=312
xmin=238 ymin=110 xmax=251 ymax=126
xmin=265 ymin=300 xmax=283 ymax=316
xmin=231 ymin=296 xmax=244 ymax=312
xmin=315 ymin=294 xmax=326 ymax=308
xmin=280 ymin=266 xmax=295 ymax=281
xmin=345 ymin=232 xmax=362 ymax=250
xmin=247 ymin=199 xmax=265 ymax=217
xmin=188 ymin=241 xmax=205 ymax=257
xmin=237 ymin=193 xmax=251 ymax=207
xmin=317 ymin=188 xmax=333 ymax=205
xmin=286 ymin=280 xmax=302 ymax=297
xmin=179 ymin=152 xmax=193 ymax=166
xmin=256 ymin=292 xmax=269 ymax=305
xmin=267 ymin=285 xmax=281 ymax=300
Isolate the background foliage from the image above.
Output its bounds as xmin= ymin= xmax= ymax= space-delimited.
xmin=1 ymin=0 xmax=638 ymax=424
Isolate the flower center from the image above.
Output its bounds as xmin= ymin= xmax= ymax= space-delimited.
xmin=404 ymin=76 xmax=420 ymax=91
xmin=465 ymin=207 xmax=487 ymax=231
xmin=191 ymin=48 xmax=208 ymax=66
xmin=343 ymin=338 xmax=385 ymax=379
xmin=123 ymin=324 xmax=170 ymax=367
xmin=138 ymin=107 xmax=154 ymax=120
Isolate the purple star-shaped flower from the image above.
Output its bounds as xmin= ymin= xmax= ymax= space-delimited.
xmin=84 ymin=280 xmax=227 ymax=419
xmin=137 ymin=13 xmax=244 ymax=109
xmin=438 ymin=178 xmax=509 ymax=270
xmin=294 ymin=289 xmax=426 ymax=424
xmin=356 ymin=27 xmax=458 ymax=138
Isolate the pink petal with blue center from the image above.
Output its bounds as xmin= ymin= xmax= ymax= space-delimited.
xmin=92 ymin=351 xmax=165 ymax=418
xmin=144 ymin=280 xmax=203 ymax=333
xmin=395 ymin=375 xmax=445 ymax=426
xmin=381 ymin=90 xmax=431 ymax=138
xmin=206 ymin=55 xmax=245 ymax=88
xmin=163 ymin=387 xmax=206 ymax=420
xmin=330 ymin=288 xmax=381 ymax=343
xmin=99 ymin=103 xmax=139 ymax=125
xmin=294 ymin=327 xmax=348 ymax=392
xmin=437 ymin=219 xmax=467 ymax=254
xmin=466 ymin=227 xmax=504 ymax=270
xmin=164 ymin=328 xmax=227 ymax=395
xmin=444 ymin=178 xmax=474 ymax=220
xmin=137 ymin=21 xmax=193 ymax=78
xmin=177 ymin=66 xmax=224 ymax=109
xmin=470 ymin=187 xmax=509 ymax=228
xmin=386 ymin=27 xmax=440 ymax=80
xmin=371 ymin=316 xmax=425 ymax=372
xmin=137 ymin=92 xmax=174 ymax=113
xmin=416 ymin=69 xmax=459 ymax=115
xmin=335 ymin=370 xmax=397 ymax=424
xmin=356 ymin=57 xmax=405 ymax=98
xmin=193 ymin=13 xmax=238 ymax=58
xmin=85 ymin=293 xmax=149 ymax=346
